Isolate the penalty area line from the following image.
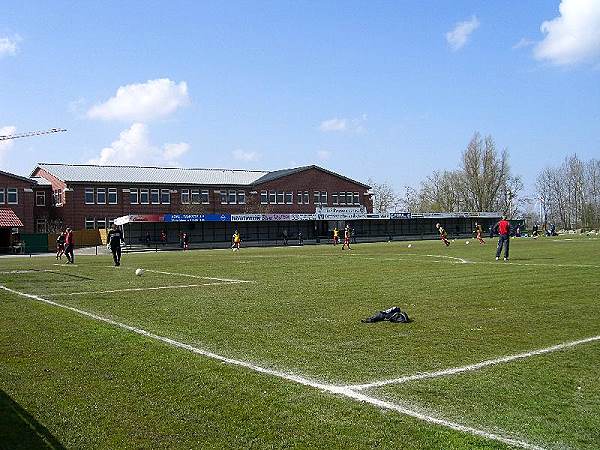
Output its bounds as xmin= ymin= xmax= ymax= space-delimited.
xmin=143 ymin=269 xmax=253 ymax=283
xmin=49 ymin=281 xmax=247 ymax=296
xmin=348 ymin=334 xmax=600 ymax=391
xmin=0 ymin=284 xmax=543 ymax=450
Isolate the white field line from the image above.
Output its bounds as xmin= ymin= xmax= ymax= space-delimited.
xmin=49 ymin=282 xmax=247 ymax=296
xmin=0 ymin=284 xmax=543 ymax=450
xmin=143 ymin=269 xmax=253 ymax=284
xmin=348 ymin=335 xmax=600 ymax=391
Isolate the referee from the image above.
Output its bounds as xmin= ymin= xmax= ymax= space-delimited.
xmin=107 ymin=224 xmax=125 ymax=266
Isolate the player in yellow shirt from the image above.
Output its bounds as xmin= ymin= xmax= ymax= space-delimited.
xmin=232 ymin=230 xmax=241 ymax=250
xmin=332 ymin=227 xmax=339 ymax=245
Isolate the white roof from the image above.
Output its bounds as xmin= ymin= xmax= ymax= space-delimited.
xmin=36 ymin=163 xmax=268 ymax=186
xmin=30 ymin=176 xmax=52 ymax=186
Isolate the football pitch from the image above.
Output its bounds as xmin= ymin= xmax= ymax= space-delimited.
xmin=1 ymin=236 xmax=599 ymax=449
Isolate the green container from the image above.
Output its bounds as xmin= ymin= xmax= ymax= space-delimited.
xmin=20 ymin=233 xmax=49 ymax=253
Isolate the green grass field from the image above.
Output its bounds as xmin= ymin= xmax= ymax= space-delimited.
xmin=1 ymin=235 xmax=599 ymax=449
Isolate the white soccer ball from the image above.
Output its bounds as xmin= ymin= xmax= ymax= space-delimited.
xmin=135 ymin=268 xmax=144 ymax=276
xmin=465 ymin=241 xmax=470 ymax=245
xmin=232 ymin=247 xmax=238 ymax=252
xmin=407 ymin=244 xmax=412 ymax=248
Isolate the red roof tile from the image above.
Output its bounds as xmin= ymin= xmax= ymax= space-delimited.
xmin=0 ymin=209 xmax=24 ymax=227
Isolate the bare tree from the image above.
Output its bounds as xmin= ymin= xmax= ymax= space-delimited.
xmin=368 ymin=179 xmax=399 ymax=213
xmin=405 ymin=132 xmax=520 ymax=215
xmin=537 ymin=155 xmax=600 ymax=229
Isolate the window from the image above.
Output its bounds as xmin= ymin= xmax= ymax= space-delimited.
xmin=84 ymin=188 xmax=94 ymax=204
xmin=303 ymin=191 xmax=309 ymax=204
xmin=7 ymin=188 xmax=18 ymax=204
xmin=220 ymin=191 xmax=228 ymax=204
xmin=228 ymin=190 xmax=237 ymax=204
xmin=108 ymin=188 xmax=118 ymax=204
xmin=238 ymin=191 xmax=245 ymax=204
xmin=151 ymin=189 xmax=160 ymax=204
xmin=161 ymin=189 xmax=170 ymax=204
xmin=332 ymin=193 xmax=338 ymax=205
xmin=130 ymin=188 xmax=139 ymax=204
xmin=314 ymin=191 xmax=320 ymax=205
xmin=140 ymin=189 xmax=149 ymax=204
xmin=96 ymin=217 xmax=107 ymax=229
xmin=0 ymin=188 xmax=4 ymax=204
xmin=276 ymin=191 xmax=284 ymax=204
xmin=297 ymin=191 xmax=303 ymax=204
xmin=269 ymin=190 xmax=276 ymax=204
xmin=261 ymin=191 xmax=268 ymax=204
xmin=181 ymin=189 xmax=190 ymax=204
xmin=36 ymin=191 xmax=46 ymax=206
xmin=201 ymin=190 xmax=209 ymax=204
xmin=321 ymin=191 xmax=327 ymax=205
xmin=346 ymin=192 xmax=353 ymax=205
xmin=285 ymin=192 xmax=293 ymax=204
xmin=353 ymin=192 xmax=360 ymax=205
xmin=108 ymin=218 xmax=115 ymax=228
xmin=36 ymin=219 xmax=47 ymax=233
xmin=85 ymin=217 xmax=95 ymax=230
xmin=97 ymin=188 xmax=106 ymax=204
xmin=53 ymin=189 xmax=62 ymax=205
xmin=191 ymin=189 xmax=200 ymax=204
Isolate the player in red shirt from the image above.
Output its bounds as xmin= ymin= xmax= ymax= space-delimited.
xmin=64 ymin=227 xmax=75 ymax=264
xmin=495 ymin=216 xmax=511 ymax=261
xmin=435 ymin=223 xmax=450 ymax=246
xmin=342 ymin=225 xmax=351 ymax=250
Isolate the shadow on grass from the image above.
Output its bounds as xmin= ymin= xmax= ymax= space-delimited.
xmin=0 ymin=390 xmax=65 ymax=450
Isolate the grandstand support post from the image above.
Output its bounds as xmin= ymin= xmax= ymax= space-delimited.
xmin=95 ymin=245 xmax=98 ymax=256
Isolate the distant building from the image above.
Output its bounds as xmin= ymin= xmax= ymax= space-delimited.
xmin=27 ymin=163 xmax=373 ymax=231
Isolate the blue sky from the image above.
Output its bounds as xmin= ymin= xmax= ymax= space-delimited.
xmin=1 ymin=0 xmax=599 ymax=195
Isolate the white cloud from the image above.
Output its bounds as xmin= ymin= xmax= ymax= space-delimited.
xmin=88 ymin=123 xmax=189 ymax=166
xmin=512 ymin=38 xmax=535 ymax=50
xmin=534 ymin=0 xmax=600 ymax=66
xmin=232 ymin=149 xmax=260 ymax=162
xmin=319 ymin=118 xmax=347 ymax=132
xmin=0 ymin=35 xmax=20 ymax=57
xmin=319 ymin=114 xmax=367 ymax=133
xmin=87 ymin=78 xmax=189 ymax=122
xmin=446 ymin=16 xmax=480 ymax=51
xmin=317 ymin=150 xmax=331 ymax=161
xmin=0 ymin=126 xmax=17 ymax=163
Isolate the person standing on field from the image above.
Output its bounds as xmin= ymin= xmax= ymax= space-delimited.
xmin=56 ymin=231 xmax=65 ymax=260
xmin=332 ymin=227 xmax=339 ymax=245
xmin=342 ymin=225 xmax=351 ymax=250
xmin=474 ymin=222 xmax=485 ymax=245
xmin=107 ymin=224 xmax=125 ymax=266
xmin=64 ymin=227 xmax=75 ymax=264
xmin=495 ymin=215 xmax=511 ymax=261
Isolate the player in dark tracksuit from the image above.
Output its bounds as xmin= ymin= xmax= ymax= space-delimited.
xmin=495 ymin=216 xmax=511 ymax=261
xmin=107 ymin=224 xmax=125 ymax=266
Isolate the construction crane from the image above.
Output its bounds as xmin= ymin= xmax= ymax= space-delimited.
xmin=0 ymin=128 xmax=67 ymax=141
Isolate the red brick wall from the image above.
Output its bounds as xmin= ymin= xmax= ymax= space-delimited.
xmin=32 ymin=167 xmax=372 ymax=230
xmin=0 ymin=173 xmax=35 ymax=233
xmin=252 ymin=167 xmax=373 ymax=213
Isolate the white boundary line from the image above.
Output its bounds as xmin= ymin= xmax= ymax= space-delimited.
xmin=348 ymin=334 xmax=600 ymax=391
xmin=49 ymin=282 xmax=247 ymax=296
xmin=0 ymin=284 xmax=543 ymax=450
xmin=143 ymin=269 xmax=253 ymax=283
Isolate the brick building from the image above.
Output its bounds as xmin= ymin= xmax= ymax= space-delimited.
xmin=0 ymin=169 xmax=53 ymax=235
xmin=28 ymin=163 xmax=372 ymax=232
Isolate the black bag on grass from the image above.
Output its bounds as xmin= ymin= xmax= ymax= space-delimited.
xmin=362 ymin=306 xmax=410 ymax=323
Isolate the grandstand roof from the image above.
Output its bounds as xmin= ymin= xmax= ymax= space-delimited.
xmin=32 ymin=163 xmax=370 ymax=188
xmin=34 ymin=163 xmax=269 ymax=186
